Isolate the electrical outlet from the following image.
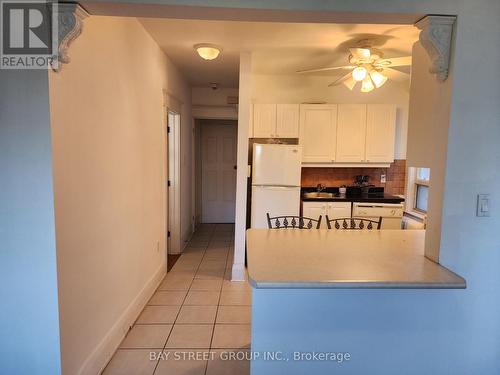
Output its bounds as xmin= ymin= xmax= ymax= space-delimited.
xmin=381 ymin=174 xmax=386 ymax=183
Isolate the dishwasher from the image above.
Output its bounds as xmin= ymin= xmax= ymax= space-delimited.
xmin=352 ymin=202 xmax=404 ymax=229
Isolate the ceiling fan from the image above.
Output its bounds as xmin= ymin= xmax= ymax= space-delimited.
xmin=297 ymin=46 xmax=412 ymax=93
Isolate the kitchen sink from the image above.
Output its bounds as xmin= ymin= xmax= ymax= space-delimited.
xmin=303 ymin=192 xmax=334 ymax=199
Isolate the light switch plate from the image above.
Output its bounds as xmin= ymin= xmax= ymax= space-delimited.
xmin=476 ymin=194 xmax=490 ymax=217
xmin=381 ymin=174 xmax=386 ymax=183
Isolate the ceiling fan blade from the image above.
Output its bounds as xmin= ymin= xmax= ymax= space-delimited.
xmin=328 ymin=72 xmax=353 ymax=87
xmin=296 ymin=65 xmax=355 ymax=74
xmin=349 ymin=48 xmax=371 ymax=59
xmin=384 ymin=67 xmax=410 ymax=82
xmin=380 ymin=56 xmax=412 ymax=67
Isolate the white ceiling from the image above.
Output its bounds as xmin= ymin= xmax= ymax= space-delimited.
xmin=139 ymin=18 xmax=419 ymax=88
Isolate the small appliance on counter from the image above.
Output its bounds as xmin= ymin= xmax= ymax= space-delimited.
xmin=354 ymin=175 xmax=370 ymax=186
xmin=352 ymin=175 xmax=375 ymax=195
xmin=250 ymin=143 xmax=302 ymax=228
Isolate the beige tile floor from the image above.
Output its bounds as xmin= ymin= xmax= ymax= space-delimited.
xmin=103 ymin=223 xmax=251 ymax=375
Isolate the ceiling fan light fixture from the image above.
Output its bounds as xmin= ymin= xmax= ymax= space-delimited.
xmin=194 ymin=43 xmax=222 ymax=60
xmin=350 ymin=48 xmax=371 ymax=60
xmin=343 ymin=75 xmax=357 ymax=90
xmin=369 ymin=70 xmax=388 ymax=88
xmin=361 ymin=76 xmax=375 ymax=93
xmin=352 ymin=67 xmax=367 ymax=82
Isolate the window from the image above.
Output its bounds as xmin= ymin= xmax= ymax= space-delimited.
xmin=413 ymin=167 xmax=430 ymax=213
xmin=406 ymin=167 xmax=430 ymax=216
xmin=415 ymin=184 xmax=429 ymax=212
xmin=414 ymin=167 xmax=430 ymax=213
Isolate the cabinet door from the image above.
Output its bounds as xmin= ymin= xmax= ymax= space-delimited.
xmin=365 ymin=104 xmax=396 ymax=162
xmin=302 ymin=202 xmax=328 ymax=228
xmin=299 ymin=104 xmax=337 ymax=163
xmin=336 ymin=104 xmax=367 ymax=162
xmin=276 ymin=104 xmax=300 ymax=138
xmin=327 ymin=202 xmax=352 ymax=220
xmin=253 ymin=104 xmax=276 ymax=138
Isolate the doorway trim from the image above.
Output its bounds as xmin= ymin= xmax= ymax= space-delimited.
xmin=163 ymin=90 xmax=182 ymax=255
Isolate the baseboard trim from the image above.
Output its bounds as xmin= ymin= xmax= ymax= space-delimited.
xmin=78 ymin=264 xmax=166 ymax=375
xmin=231 ymin=262 xmax=246 ymax=281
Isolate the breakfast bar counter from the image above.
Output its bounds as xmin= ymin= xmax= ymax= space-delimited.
xmin=247 ymin=229 xmax=465 ymax=289
xmin=247 ymin=229 xmax=468 ymax=375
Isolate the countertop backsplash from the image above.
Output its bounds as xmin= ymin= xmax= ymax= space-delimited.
xmin=301 ymin=160 xmax=406 ymax=196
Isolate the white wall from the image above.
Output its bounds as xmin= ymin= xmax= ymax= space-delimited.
xmin=232 ymin=52 xmax=252 ymax=281
xmin=48 ymin=16 xmax=192 ymax=374
xmin=192 ymin=87 xmax=239 ymax=106
xmin=0 ymin=70 xmax=61 ymax=375
xmin=251 ymin=74 xmax=410 ymax=159
xmin=406 ymin=41 xmax=453 ymax=262
xmin=192 ymin=87 xmax=239 ymax=120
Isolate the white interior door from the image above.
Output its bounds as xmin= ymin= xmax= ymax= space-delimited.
xmin=201 ymin=123 xmax=237 ymax=223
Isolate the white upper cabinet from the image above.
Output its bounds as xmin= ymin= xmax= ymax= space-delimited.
xmin=253 ymin=104 xmax=276 ymax=138
xmin=276 ymin=104 xmax=300 ymax=138
xmin=299 ymin=104 xmax=338 ymax=163
xmin=254 ymin=103 xmax=397 ymax=165
xmin=365 ymin=104 xmax=396 ymax=163
xmin=252 ymin=104 xmax=299 ymax=138
xmin=335 ymin=104 xmax=368 ymax=162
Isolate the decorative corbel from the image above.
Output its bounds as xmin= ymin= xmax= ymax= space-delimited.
xmin=52 ymin=3 xmax=89 ymax=71
xmin=415 ymin=15 xmax=456 ymax=81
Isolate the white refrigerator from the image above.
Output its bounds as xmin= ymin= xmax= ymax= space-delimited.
xmin=251 ymin=144 xmax=302 ymax=228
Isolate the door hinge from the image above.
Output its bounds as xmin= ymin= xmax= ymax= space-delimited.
xmin=167 ymin=231 xmax=171 ymax=238
xmin=167 ymin=126 xmax=171 ymax=133
xmin=168 ymin=180 xmax=171 ymax=187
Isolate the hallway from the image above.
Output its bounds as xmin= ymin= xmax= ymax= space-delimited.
xmin=103 ymin=224 xmax=251 ymax=375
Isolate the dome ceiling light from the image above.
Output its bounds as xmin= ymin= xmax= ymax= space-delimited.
xmin=194 ymin=43 xmax=222 ymax=60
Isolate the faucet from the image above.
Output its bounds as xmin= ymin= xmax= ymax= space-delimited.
xmin=316 ymin=183 xmax=325 ymax=193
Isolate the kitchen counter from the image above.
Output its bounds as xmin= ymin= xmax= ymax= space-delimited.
xmin=300 ymin=187 xmax=405 ymax=203
xmin=246 ymin=229 xmax=465 ymax=289
xmin=301 ymin=193 xmax=404 ymax=203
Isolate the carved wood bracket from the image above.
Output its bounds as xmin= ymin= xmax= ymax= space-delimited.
xmin=52 ymin=3 xmax=89 ymax=72
xmin=415 ymin=15 xmax=456 ymax=81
